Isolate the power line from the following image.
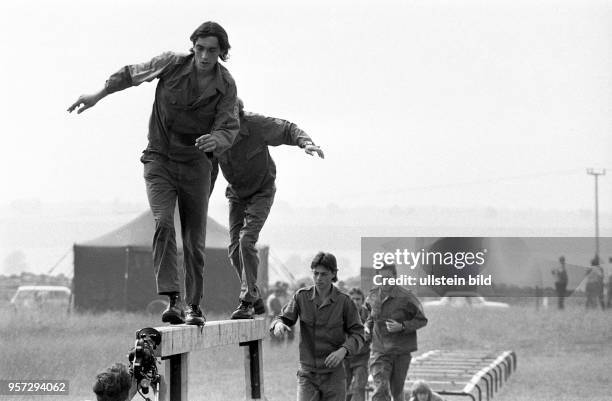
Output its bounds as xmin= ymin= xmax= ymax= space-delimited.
xmin=346 ymin=169 xmax=584 ymax=197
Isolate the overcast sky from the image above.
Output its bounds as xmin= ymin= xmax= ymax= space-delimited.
xmin=1 ymin=0 xmax=611 ymax=212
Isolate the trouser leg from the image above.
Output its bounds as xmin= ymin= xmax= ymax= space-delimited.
xmin=349 ymin=365 xmax=368 ymax=401
xmin=177 ymin=157 xmax=211 ymax=306
xmin=228 ymin=197 xmax=247 ymax=281
xmin=144 ymin=159 xmax=180 ymax=295
xmin=370 ymin=352 xmax=392 ymax=401
xmin=320 ymin=369 xmax=347 ymax=401
xmin=389 ymin=354 xmax=411 ymax=401
xmin=237 ymin=191 xmax=275 ymax=303
xmin=297 ymin=370 xmax=320 ymax=401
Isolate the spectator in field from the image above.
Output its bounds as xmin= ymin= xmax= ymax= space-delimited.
xmin=551 ymin=256 xmax=569 ymax=309
xmin=344 ymin=287 xmax=371 ymax=401
xmin=270 ymin=252 xmax=365 ymax=401
xmin=366 ymin=263 xmax=428 ymax=401
xmin=267 ymin=283 xmax=284 ymax=345
xmin=408 ymin=380 xmax=445 ymax=401
xmin=91 ymin=363 xmax=138 ymax=401
xmin=210 ymin=98 xmax=324 ymax=319
xmin=68 ymin=21 xmax=239 ymax=326
xmin=585 ymin=258 xmax=605 ymax=310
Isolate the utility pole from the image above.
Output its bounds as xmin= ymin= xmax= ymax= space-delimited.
xmin=586 ymin=168 xmax=606 ymax=262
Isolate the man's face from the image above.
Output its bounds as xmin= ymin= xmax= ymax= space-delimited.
xmin=379 ymin=268 xmax=395 ymax=289
xmin=312 ymin=265 xmax=334 ymax=292
xmin=193 ymin=36 xmax=220 ymax=73
xmin=350 ymin=294 xmax=364 ymax=308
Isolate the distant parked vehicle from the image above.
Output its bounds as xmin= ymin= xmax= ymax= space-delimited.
xmin=10 ymin=285 xmax=72 ymax=313
xmin=423 ymin=292 xmax=509 ymax=309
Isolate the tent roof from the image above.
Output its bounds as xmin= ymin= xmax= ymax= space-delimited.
xmin=78 ymin=209 xmax=229 ymax=249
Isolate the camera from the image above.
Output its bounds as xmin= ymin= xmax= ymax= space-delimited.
xmin=128 ymin=327 xmax=161 ymax=400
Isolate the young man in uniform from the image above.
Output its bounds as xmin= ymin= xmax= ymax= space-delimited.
xmin=344 ymin=288 xmax=371 ymax=401
xmin=210 ymin=98 xmax=324 ymax=319
xmin=69 ymin=22 xmax=239 ymax=325
xmin=365 ymin=263 xmax=428 ymax=401
xmin=270 ymin=252 xmax=365 ymax=401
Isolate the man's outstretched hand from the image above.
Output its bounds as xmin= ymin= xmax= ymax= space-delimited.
xmin=304 ymin=144 xmax=324 ymax=159
xmin=67 ymin=91 xmax=106 ymax=114
xmin=271 ymin=321 xmax=292 ymax=337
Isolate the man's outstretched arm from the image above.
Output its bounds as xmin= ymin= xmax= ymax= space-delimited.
xmin=247 ymin=113 xmax=324 ymax=158
xmin=67 ymin=52 xmax=176 ymax=114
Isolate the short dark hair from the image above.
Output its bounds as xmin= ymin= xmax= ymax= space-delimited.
xmin=348 ymin=288 xmax=364 ymax=299
xmin=311 ymin=252 xmax=338 ymax=282
xmin=189 ymin=21 xmax=231 ymax=61
xmin=92 ymin=363 xmax=132 ymax=401
xmin=379 ymin=263 xmax=397 ymax=276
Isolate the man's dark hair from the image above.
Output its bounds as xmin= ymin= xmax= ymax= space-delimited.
xmin=92 ymin=363 xmax=131 ymax=401
xmin=348 ymin=287 xmax=364 ymax=299
xmin=190 ymin=21 xmax=231 ymax=61
xmin=311 ymin=252 xmax=338 ymax=282
xmin=379 ymin=263 xmax=397 ymax=276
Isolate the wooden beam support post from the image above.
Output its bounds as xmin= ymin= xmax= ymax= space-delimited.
xmin=143 ymin=318 xmax=267 ymax=401
xmin=159 ymin=353 xmax=188 ymax=401
xmin=240 ymin=339 xmax=264 ymax=400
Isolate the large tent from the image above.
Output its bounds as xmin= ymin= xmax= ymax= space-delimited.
xmin=73 ymin=210 xmax=268 ymax=314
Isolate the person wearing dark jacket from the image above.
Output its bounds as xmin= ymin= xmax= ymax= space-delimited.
xmin=270 ymin=252 xmax=365 ymax=401
xmin=68 ymin=21 xmax=239 ymax=326
xmin=211 ymin=98 xmax=324 ymax=319
xmin=552 ymin=256 xmax=569 ymax=309
xmin=365 ymin=264 xmax=428 ymax=401
xmin=344 ymin=288 xmax=371 ymax=401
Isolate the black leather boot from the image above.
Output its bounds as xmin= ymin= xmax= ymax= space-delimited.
xmin=185 ymin=304 xmax=206 ymax=325
xmin=161 ymin=293 xmax=184 ymax=325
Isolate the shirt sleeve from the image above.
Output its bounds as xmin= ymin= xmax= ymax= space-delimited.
xmin=210 ymin=80 xmax=240 ymax=157
xmin=341 ymin=297 xmax=365 ymax=355
xmin=245 ymin=113 xmax=313 ymax=148
xmin=104 ymin=51 xmax=177 ymax=94
xmin=401 ymin=297 xmax=428 ymax=332
xmin=273 ymin=292 xmax=300 ymax=328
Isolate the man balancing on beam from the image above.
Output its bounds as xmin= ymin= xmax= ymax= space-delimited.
xmin=68 ymin=22 xmax=239 ymax=326
xmin=209 ymin=98 xmax=324 ymax=319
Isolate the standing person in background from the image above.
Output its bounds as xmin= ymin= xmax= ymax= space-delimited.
xmin=344 ymin=288 xmax=371 ymax=401
xmin=552 ymin=256 xmax=569 ymax=310
xmin=585 ymin=257 xmax=605 ymax=310
xmin=210 ymin=98 xmax=324 ymax=319
xmin=68 ymin=22 xmax=239 ymax=325
xmin=270 ymin=252 xmax=365 ymax=401
xmin=366 ymin=263 xmax=428 ymax=401
xmin=266 ymin=282 xmax=284 ymax=345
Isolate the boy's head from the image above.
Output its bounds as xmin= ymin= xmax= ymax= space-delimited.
xmin=348 ymin=287 xmax=365 ymax=307
xmin=92 ymin=363 xmax=132 ymax=401
xmin=311 ymin=252 xmax=338 ymax=292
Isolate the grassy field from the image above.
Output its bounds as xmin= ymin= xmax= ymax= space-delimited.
xmin=0 ymin=299 xmax=611 ymax=401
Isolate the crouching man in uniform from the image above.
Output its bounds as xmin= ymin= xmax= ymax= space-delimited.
xmin=211 ymin=98 xmax=324 ymax=319
xmin=366 ymin=263 xmax=428 ymax=401
xmin=270 ymin=252 xmax=365 ymax=401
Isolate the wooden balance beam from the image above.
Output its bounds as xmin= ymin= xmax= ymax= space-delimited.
xmin=146 ymin=318 xmax=268 ymax=401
